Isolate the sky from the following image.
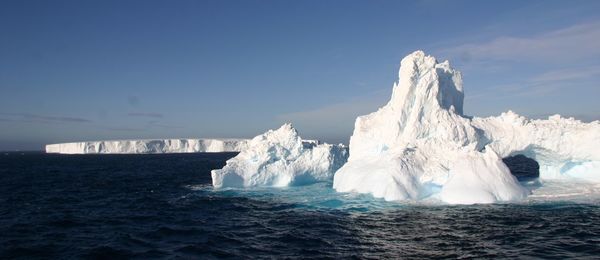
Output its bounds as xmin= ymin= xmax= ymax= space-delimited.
xmin=1 ymin=0 xmax=599 ymax=150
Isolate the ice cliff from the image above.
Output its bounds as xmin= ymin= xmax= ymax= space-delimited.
xmin=211 ymin=123 xmax=348 ymax=188
xmin=332 ymin=50 xmax=600 ymax=204
xmin=45 ymin=139 xmax=249 ymax=154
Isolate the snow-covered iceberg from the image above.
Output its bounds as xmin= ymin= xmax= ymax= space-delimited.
xmin=333 ymin=50 xmax=600 ymax=204
xmin=45 ymin=139 xmax=249 ymax=154
xmin=473 ymin=112 xmax=600 ymax=182
xmin=211 ymin=123 xmax=348 ymax=188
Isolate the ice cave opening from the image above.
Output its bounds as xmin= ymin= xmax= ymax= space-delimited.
xmin=502 ymin=155 xmax=540 ymax=182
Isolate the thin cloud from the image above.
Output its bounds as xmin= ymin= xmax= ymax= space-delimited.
xmin=279 ymin=90 xmax=389 ymax=123
xmin=467 ymin=65 xmax=600 ymax=101
xmin=127 ymin=112 xmax=164 ymax=118
xmin=277 ymin=89 xmax=390 ymax=142
xmin=127 ymin=95 xmax=140 ymax=106
xmin=467 ymin=81 xmax=554 ymax=101
xmin=23 ymin=114 xmax=91 ymax=123
xmin=104 ymin=127 xmax=145 ymax=132
xmin=0 ymin=113 xmax=92 ymax=123
xmin=147 ymin=121 xmax=184 ymax=129
xmin=100 ymin=121 xmax=183 ymax=132
xmin=530 ymin=66 xmax=600 ymax=83
xmin=440 ymin=21 xmax=600 ymax=64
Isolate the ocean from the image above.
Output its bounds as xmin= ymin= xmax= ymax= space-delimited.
xmin=1 ymin=152 xmax=599 ymax=258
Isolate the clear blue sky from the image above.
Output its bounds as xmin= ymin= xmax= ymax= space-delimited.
xmin=1 ymin=0 xmax=599 ymax=150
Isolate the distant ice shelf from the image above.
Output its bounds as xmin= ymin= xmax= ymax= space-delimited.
xmin=45 ymin=139 xmax=250 ymax=154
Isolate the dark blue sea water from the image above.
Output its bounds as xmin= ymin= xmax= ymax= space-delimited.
xmin=1 ymin=152 xmax=599 ymax=259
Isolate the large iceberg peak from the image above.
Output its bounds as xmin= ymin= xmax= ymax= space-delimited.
xmin=335 ymin=50 xmax=528 ymax=204
xmin=391 ymin=50 xmax=464 ymax=115
xmin=348 ymin=50 xmax=478 ymax=161
xmin=211 ymin=123 xmax=348 ymax=188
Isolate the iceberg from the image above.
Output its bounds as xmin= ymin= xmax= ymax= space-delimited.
xmin=473 ymin=112 xmax=600 ymax=182
xmin=211 ymin=123 xmax=348 ymax=188
xmin=333 ymin=50 xmax=600 ymax=204
xmin=45 ymin=139 xmax=249 ymax=154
